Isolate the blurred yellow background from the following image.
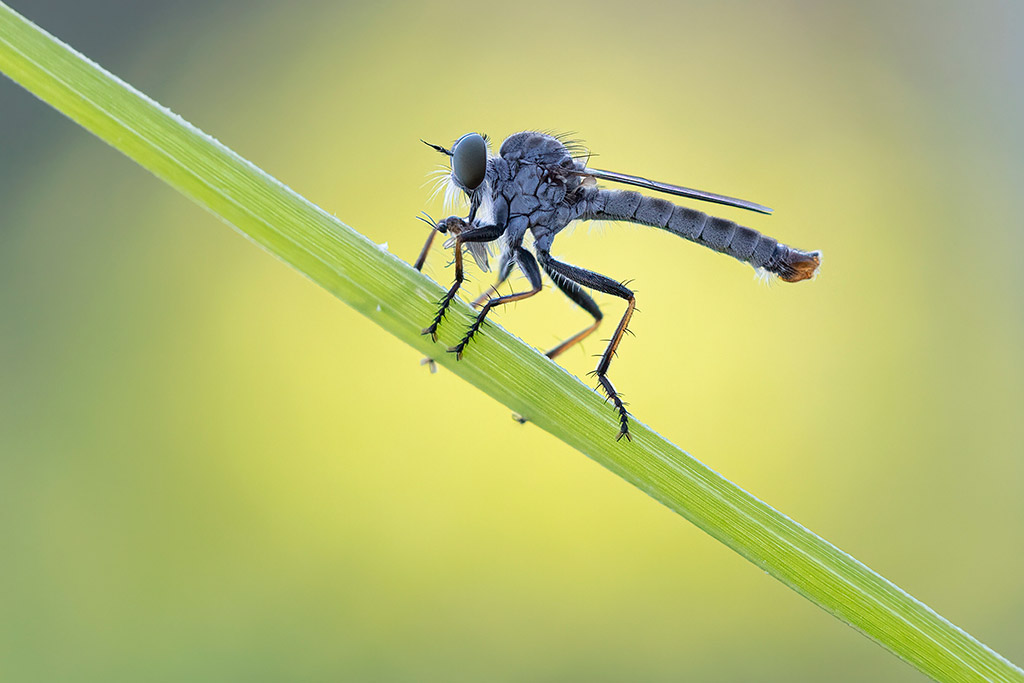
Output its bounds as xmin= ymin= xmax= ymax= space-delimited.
xmin=1 ymin=1 xmax=1021 ymax=680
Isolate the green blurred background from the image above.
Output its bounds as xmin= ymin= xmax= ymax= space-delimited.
xmin=1 ymin=1 xmax=1021 ymax=680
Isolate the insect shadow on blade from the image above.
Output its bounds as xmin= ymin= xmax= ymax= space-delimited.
xmin=414 ymin=131 xmax=821 ymax=441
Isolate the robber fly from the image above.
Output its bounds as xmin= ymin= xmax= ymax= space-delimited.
xmin=414 ymin=131 xmax=820 ymax=441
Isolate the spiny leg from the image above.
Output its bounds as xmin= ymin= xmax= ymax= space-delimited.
xmin=421 ymin=222 xmax=504 ymax=341
xmin=421 ymin=241 xmax=463 ymax=341
xmin=509 ymin=264 xmax=603 ymax=426
xmin=413 ymin=212 xmax=443 ymax=272
xmin=469 ymin=251 xmax=516 ymax=308
xmin=421 ymin=272 xmax=510 ymax=370
xmin=449 ymin=247 xmax=543 ymax=359
xmin=420 ymin=251 xmax=513 ymax=370
xmin=469 ymin=275 xmax=508 ymax=308
xmin=538 ymin=251 xmax=635 ymax=441
xmin=414 ymin=214 xmax=446 ymax=363
xmin=541 ymin=262 xmax=604 ymax=360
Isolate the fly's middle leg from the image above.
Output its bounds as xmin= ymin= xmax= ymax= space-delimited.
xmin=538 ymin=251 xmax=635 ymax=442
xmin=469 ymin=253 xmax=516 ymax=308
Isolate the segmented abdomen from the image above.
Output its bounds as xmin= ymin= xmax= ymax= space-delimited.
xmin=583 ymin=189 xmax=820 ymax=282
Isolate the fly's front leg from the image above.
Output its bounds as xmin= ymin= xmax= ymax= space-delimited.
xmin=421 ymin=220 xmax=505 ymax=341
xmin=413 ymin=212 xmax=444 ymax=272
xmin=538 ymin=251 xmax=635 ymax=441
xmin=449 ymin=248 xmax=543 ymax=359
xmin=421 ymin=236 xmax=464 ymax=341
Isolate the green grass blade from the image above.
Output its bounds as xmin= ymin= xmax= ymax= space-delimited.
xmin=0 ymin=5 xmax=1019 ymax=681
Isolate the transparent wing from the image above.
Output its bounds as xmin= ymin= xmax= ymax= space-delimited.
xmin=574 ymin=167 xmax=773 ymax=215
xmin=467 ymin=242 xmax=491 ymax=272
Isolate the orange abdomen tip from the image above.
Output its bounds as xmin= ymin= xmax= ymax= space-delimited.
xmin=780 ymin=250 xmax=822 ymax=283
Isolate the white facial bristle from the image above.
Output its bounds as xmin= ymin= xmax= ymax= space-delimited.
xmin=425 ymin=167 xmax=452 ymax=205
xmin=443 ymin=174 xmax=462 ymax=214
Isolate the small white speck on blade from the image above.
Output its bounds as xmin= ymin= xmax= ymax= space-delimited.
xmin=377 ymin=241 xmax=389 ymax=251
xmin=376 ymin=304 xmax=381 ymax=312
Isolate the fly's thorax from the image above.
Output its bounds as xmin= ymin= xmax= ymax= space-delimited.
xmin=499 ymin=131 xmax=571 ymax=164
xmin=478 ymin=132 xmax=591 ymax=242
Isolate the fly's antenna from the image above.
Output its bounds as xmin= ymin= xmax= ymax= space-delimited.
xmin=421 ymin=139 xmax=452 ymax=156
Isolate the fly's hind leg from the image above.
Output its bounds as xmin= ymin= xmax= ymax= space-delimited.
xmin=448 ymin=247 xmax=543 ymax=359
xmin=508 ymin=262 xmax=604 ymax=426
xmin=537 ymin=250 xmax=635 ymax=441
xmin=541 ymin=262 xmax=604 ymax=360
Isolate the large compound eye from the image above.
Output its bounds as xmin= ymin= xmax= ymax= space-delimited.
xmin=452 ymin=133 xmax=487 ymax=190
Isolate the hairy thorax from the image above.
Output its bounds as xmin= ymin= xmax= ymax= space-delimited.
xmin=488 ymin=132 xmax=591 ymax=245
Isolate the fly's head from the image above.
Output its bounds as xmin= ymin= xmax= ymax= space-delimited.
xmin=421 ymin=133 xmax=494 ymax=272
xmin=422 ymin=132 xmax=489 ymax=202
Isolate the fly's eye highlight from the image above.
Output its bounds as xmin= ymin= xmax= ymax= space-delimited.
xmin=452 ymin=133 xmax=486 ymax=190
